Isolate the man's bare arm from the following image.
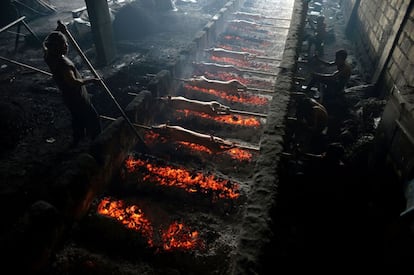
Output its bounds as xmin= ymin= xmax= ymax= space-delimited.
xmin=63 ymin=70 xmax=98 ymax=87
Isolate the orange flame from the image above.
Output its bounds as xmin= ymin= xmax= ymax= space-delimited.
xmin=125 ymin=156 xmax=240 ymax=199
xmin=184 ymin=84 xmax=268 ymax=105
xmin=175 ymin=109 xmax=261 ymax=127
xmin=97 ymin=197 xmax=204 ymax=251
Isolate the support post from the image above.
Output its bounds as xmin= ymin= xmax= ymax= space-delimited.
xmin=84 ymin=0 xmax=116 ymax=66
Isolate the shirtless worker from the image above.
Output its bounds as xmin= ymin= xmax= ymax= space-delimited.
xmin=43 ymin=25 xmax=102 ymax=148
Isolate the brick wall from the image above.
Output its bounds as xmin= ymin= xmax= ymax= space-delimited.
xmin=344 ymin=0 xmax=413 ymax=94
xmin=383 ymin=4 xmax=414 ymax=92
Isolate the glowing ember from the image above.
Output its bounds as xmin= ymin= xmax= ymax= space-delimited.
xmin=145 ymin=131 xmax=167 ymax=145
xmin=162 ymin=221 xmax=204 ymax=251
xmin=210 ymin=56 xmax=273 ymax=72
xmin=125 ymin=156 xmax=240 ymax=199
xmin=210 ymin=55 xmax=250 ymax=68
xmin=221 ymin=147 xmax=253 ymax=161
xmin=206 ymin=71 xmax=248 ymax=84
xmin=97 ymin=197 xmax=154 ymax=247
xmin=222 ymin=34 xmax=272 ymax=47
xmin=217 ymin=44 xmax=266 ymax=56
xmin=97 ymin=197 xmax=203 ymax=251
xmin=178 ymin=141 xmax=212 ymax=154
xmin=184 ymin=84 xmax=268 ymax=105
xmin=175 ymin=109 xmax=261 ymax=127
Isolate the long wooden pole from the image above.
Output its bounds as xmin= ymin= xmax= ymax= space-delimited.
xmin=56 ymin=20 xmax=148 ymax=150
xmin=0 ymin=55 xmax=52 ymax=76
xmin=0 ymin=16 xmax=26 ymax=34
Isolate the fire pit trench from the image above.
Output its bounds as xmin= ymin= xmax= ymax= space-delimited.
xmin=28 ymin=0 xmax=298 ymax=274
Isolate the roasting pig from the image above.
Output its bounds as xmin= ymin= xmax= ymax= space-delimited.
xmin=150 ymin=124 xmax=235 ymax=153
xmin=192 ymin=62 xmax=241 ymax=75
xmin=158 ymin=96 xmax=231 ymax=116
xmin=182 ymin=75 xmax=247 ymax=93
xmin=204 ymin=47 xmax=255 ymax=61
xmin=228 ymin=19 xmax=261 ymax=28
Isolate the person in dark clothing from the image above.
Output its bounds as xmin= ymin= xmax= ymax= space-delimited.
xmin=305 ymin=49 xmax=351 ymax=98
xmin=43 ymin=30 xmax=102 ymax=147
xmin=307 ymin=15 xmax=326 ymax=55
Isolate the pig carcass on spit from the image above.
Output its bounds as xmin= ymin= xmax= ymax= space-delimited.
xmin=182 ymin=75 xmax=247 ymax=93
xmin=233 ymin=11 xmax=277 ymax=20
xmin=228 ymin=19 xmax=262 ymax=28
xmin=204 ymin=47 xmax=255 ymax=61
xmin=192 ymin=62 xmax=241 ymax=75
xmin=150 ymin=124 xmax=236 ymax=153
xmin=158 ymin=96 xmax=230 ymax=116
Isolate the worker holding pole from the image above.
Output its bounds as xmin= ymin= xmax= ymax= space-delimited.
xmin=43 ymin=27 xmax=102 ymax=148
xmin=47 ymin=20 xmax=148 ymax=151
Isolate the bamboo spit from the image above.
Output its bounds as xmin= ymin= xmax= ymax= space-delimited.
xmin=205 ymin=47 xmax=282 ymax=62
xmin=174 ymin=76 xmax=275 ymax=94
xmin=192 ymin=62 xmax=279 ymax=77
xmin=127 ymin=93 xmax=268 ymax=118
xmin=100 ymin=115 xmax=260 ymax=152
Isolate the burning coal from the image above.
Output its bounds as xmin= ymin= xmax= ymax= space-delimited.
xmin=210 ymin=56 xmax=274 ymax=72
xmin=97 ymin=197 xmax=204 ymax=252
xmin=184 ymin=84 xmax=269 ymax=105
xmin=174 ymin=109 xmax=261 ymax=127
xmin=125 ymin=156 xmax=240 ymax=199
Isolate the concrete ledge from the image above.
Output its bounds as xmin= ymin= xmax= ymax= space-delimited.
xmin=229 ymin=0 xmax=305 ymax=273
